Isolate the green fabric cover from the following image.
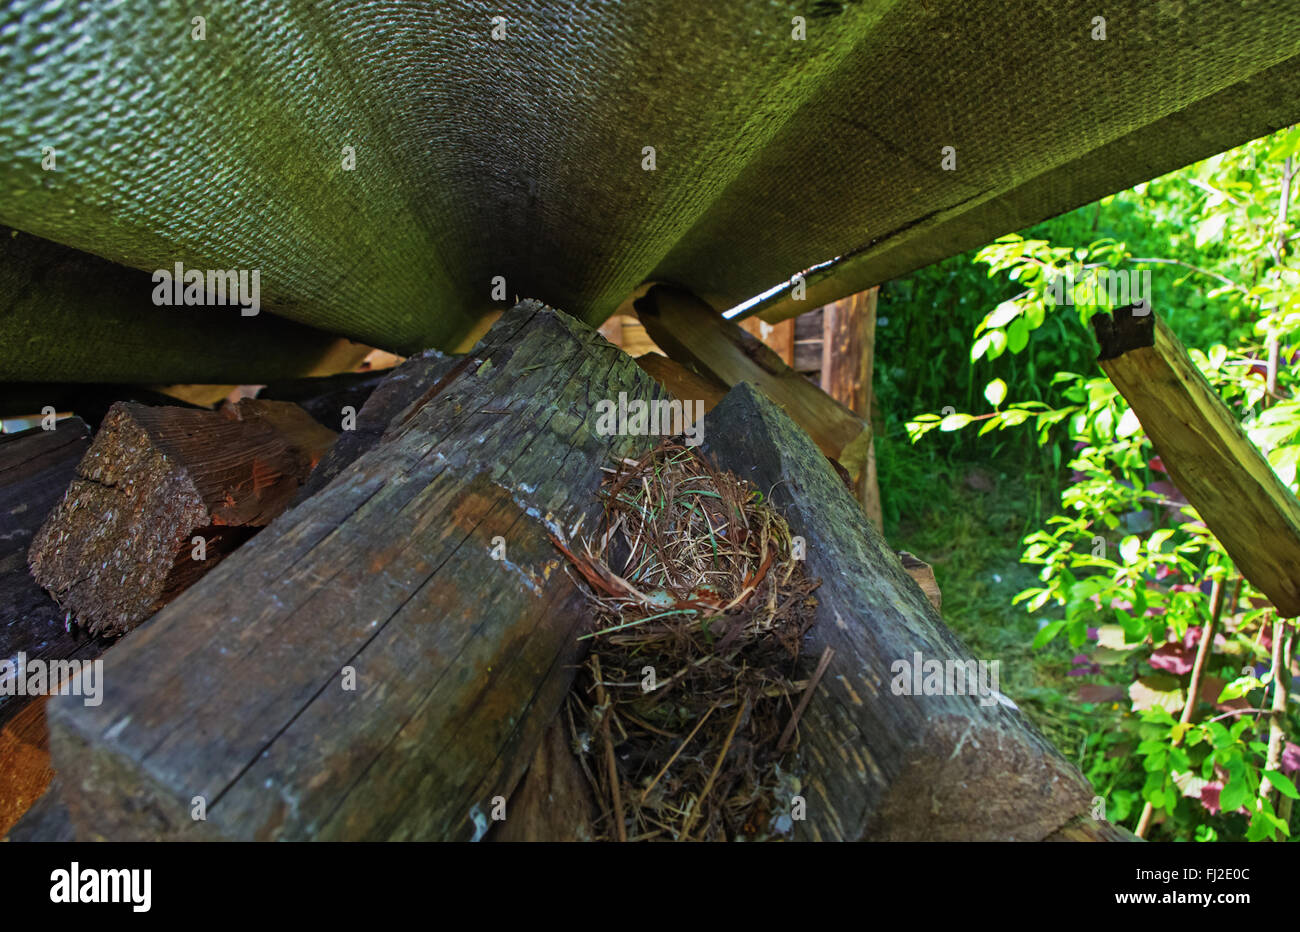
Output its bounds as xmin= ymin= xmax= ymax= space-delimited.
xmin=2 ymin=0 xmax=1299 ymax=380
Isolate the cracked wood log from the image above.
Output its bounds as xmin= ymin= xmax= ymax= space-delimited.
xmin=28 ymin=399 xmax=337 ymax=637
xmin=634 ymin=285 xmax=876 ymax=514
xmin=1093 ymin=306 xmax=1300 ymax=617
xmin=47 ymin=301 xmax=665 ymax=841
xmin=292 ymin=348 xmax=454 ymax=503
xmin=703 ymin=383 xmax=1096 ymax=840
xmin=0 ymin=420 xmax=113 ymax=730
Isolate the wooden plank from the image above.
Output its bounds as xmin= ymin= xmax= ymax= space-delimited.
xmin=291 ymin=349 xmax=460 ymax=503
xmin=1093 ymin=307 xmax=1300 ymax=617
xmin=617 ymin=319 xmax=660 ymax=358
xmin=257 ymin=369 xmax=395 ymax=431
xmin=491 ymin=718 xmax=596 ymax=842
xmin=635 ymin=285 xmax=875 ymax=505
xmin=739 ymin=318 xmax=795 ymax=366
xmin=47 ymin=302 xmax=667 ymax=841
xmin=29 ymin=400 xmax=337 ymax=637
xmin=703 ymin=384 xmax=1095 ymax=840
xmin=597 ymin=318 xmax=624 ymax=347
xmin=633 ymin=354 xmax=728 ymax=413
xmin=0 ymin=420 xmax=113 ymax=731
xmin=822 ymin=288 xmax=882 ymax=529
xmin=793 ymin=341 xmax=823 ymax=374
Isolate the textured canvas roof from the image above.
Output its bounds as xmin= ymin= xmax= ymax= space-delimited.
xmin=3 ymin=0 xmax=1300 ymax=381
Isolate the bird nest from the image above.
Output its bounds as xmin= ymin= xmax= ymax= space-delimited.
xmin=551 ymin=439 xmax=821 ymax=841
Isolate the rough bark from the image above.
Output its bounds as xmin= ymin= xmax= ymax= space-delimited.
xmin=1093 ymin=306 xmax=1300 ymax=617
xmin=47 ymin=302 xmax=665 ymax=841
xmin=703 ymin=383 xmax=1096 ymax=840
xmin=29 ymin=400 xmax=336 ymax=636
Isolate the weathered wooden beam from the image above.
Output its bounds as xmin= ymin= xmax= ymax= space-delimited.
xmin=634 ymin=285 xmax=875 ymax=501
xmin=703 ymin=384 xmax=1096 ymax=840
xmin=47 ymin=302 xmax=665 ymax=841
xmin=491 ymin=719 xmax=597 ymax=842
xmin=821 ymin=288 xmax=882 ymax=529
xmin=291 ymin=348 xmax=457 ymax=503
xmin=740 ymin=317 xmax=796 ymax=367
xmin=633 ymin=353 xmax=728 ymax=413
xmin=257 ymin=369 xmax=395 ymax=432
xmin=1093 ymin=307 xmax=1300 ymax=617
xmin=0 ymin=420 xmax=113 ymax=731
xmin=29 ymin=400 xmax=336 ymax=637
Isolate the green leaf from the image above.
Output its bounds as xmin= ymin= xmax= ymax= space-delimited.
xmin=1219 ymin=772 xmax=1250 ymax=811
xmin=1116 ymin=407 xmax=1142 ymax=439
xmin=1264 ymin=769 xmax=1300 ymax=800
xmin=1195 ymin=213 xmax=1227 ymax=250
xmin=1032 ymin=620 xmax=1066 ymax=649
xmin=985 ymin=300 xmax=1020 ymax=329
xmin=939 ymin=413 xmax=973 ymax=431
xmin=984 ymin=378 xmax=1007 ymax=407
xmin=1007 ymin=317 xmax=1029 ymax=353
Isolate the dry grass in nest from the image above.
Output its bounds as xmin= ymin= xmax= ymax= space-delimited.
xmin=551 ymin=439 xmax=822 ymax=841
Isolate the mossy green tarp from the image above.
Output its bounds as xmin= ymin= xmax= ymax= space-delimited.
xmin=3 ymin=0 xmax=1300 ymax=381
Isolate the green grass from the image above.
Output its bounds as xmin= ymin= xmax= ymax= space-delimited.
xmin=878 ymin=429 xmax=1098 ymax=768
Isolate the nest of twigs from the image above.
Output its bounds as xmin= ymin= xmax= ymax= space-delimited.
xmin=551 ymin=439 xmax=821 ymax=841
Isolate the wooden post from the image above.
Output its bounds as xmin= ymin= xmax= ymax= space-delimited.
xmin=1094 ymin=307 xmax=1300 ymax=617
xmin=703 ymin=384 xmax=1097 ymax=840
xmin=821 ymin=288 xmax=882 ymax=529
xmin=634 ymin=285 xmax=875 ymax=513
xmin=46 ymin=302 xmax=669 ymax=841
xmin=740 ymin=317 xmax=796 ymax=367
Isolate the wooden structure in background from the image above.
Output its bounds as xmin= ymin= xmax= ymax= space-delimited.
xmin=1094 ymin=307 xmax=1300 ymax=617
xmin=820 ymin=289 xmax=882 ymax=529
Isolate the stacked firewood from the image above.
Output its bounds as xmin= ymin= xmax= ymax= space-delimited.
xmin=2 ymin=301 xmax=1110 ymax=842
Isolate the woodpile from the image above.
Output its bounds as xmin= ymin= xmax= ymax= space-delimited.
xmin=5 ymin=300 xmax=1121 ymax=842
xmin=28 ymin=399 xmax=336 ymax=636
